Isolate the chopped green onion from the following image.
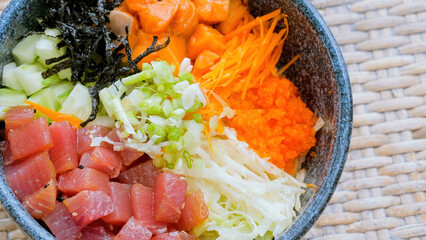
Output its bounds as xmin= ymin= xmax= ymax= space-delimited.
xmin=121 ymin=69 xmax=155 ymax=86
xmin=178 ymin=71 xmax=194 ymax=84
xmin=192 ymin=113 xmax=203 ymax=123
xmin=183 ymin=151 xmax=193 ymax=169
xmin=163 ymin=141 xmax=178 ymax=152
xmin=162 ymin=99 xmax=173 ymax=118
xmin=166 ymin=162 xmax=175 ymax=169
xmin=168 ymin=128 xmax=184 ymax=141
xmin=147 ymin=123 xmax=166 ymax=143
xmin=142 ymin=63 xmax=153 ymax=71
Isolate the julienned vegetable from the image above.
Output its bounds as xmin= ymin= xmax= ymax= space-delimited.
xmin=0 ymin=0 xmax=321 ymax=239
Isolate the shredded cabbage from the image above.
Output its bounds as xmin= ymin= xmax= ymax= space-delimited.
xmin=167 ymin=128 xmax=306 ymax=240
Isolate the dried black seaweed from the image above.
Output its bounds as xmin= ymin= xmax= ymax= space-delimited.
xmin=37 ymin=0 xmax=170 ymax=126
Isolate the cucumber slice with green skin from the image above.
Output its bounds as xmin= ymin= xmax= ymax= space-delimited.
xmin=2 ymin=62 xmax=23 ymax=91
xmin=0 ymin=88 xmax=27 ymax=106
xmin=36 ymin=35 xmax=67 ymax=68
xmin=27 ymin=87 xmax=59 ymax=111
xmin=14 ymin=63 xmax=45 ymax=96
xmin=12 ymin=34 xmax=42 ymax=65
xmin=58 ymin=68 xmax=71 ymax=80
xmin=60 ymin=83 xmax=92 ymax=121
xmin=50 ymin=81 xmax=75 ymax=104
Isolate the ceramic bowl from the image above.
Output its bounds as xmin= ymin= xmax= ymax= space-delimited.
xmin=0 ymin=0 xmax=352 ymax=239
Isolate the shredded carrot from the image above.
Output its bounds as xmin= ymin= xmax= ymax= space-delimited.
xmin=203 ymin=123 xmax=214 ymax=158
xmin=197 ymin=6 xmax=315 ymax=174
xmin=306 ymin=184 xmax=316 ymax=188
xmin=25 ymin=101 xmax=81 ymax=129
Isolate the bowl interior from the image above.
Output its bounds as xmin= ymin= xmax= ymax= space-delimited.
xmin=0 ymin=0 xmax=352 ymax=239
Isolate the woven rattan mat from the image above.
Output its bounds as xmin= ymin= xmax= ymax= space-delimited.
xmin=0 ymin=0 xmax=425 ymax=239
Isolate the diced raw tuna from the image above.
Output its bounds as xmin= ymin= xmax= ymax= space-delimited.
xmin=77 ymin=125 xmax=111 ymax=156
xmin=102 ymin=182 xmax=132 ymax=225
xmin=5 ymin=105 xmax=34 ymax=134
xmin=8 ymin=117 xmax=53 ymax=160
xmin=131 ymin=183 xmax=167 ymax=235
xmin=80 ymin=223 xmax=114 ymax=240
xmin=0 ymin=140 xmax=13 ymax=166
xmin=154 ymin=173 xmax=188 ymax=223
xmin=63 ymin=190 xmax=114 ymax=227
xmin=42 ymin=202 xmax=81 ymax=240
xmin=4 ymin=151 xmax=56 ymax=200
xmin=49 ymin=121 xmax=79 ymax=174
xmin=80 ymin=147 xmax=122 ymax=178
xmin=118 ymin=160 xmax=161 ymax=188
xmin=151 ymin=231 xmax=197 ymax=240
xmin=178 ymin=190 xmax=209 ymax=231
xmin=22 ymin=179 xmax=57 ymax=219
xmin=113 ymin=217 xmax=152 ymax=240
xmin=102 ymin=128 xmax=144 ymax=166
xmin=58 ymin=168 xmax=110 ymax=195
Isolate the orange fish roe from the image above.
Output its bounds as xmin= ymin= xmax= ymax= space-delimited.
xmin=224 ymin=76 xmax=317 ymax=174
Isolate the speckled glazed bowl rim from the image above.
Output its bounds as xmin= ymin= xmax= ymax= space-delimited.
xmin=0 ymin=0 xmax=352 ymax=239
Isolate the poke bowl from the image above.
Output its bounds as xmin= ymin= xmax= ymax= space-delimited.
xmin=0 ymin=0 xmax=352 ymax=239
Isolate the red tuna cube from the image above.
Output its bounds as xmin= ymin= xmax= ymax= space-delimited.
xmin=80 ymin=147 xmax=122 ymax=178
xmin=5 ymin=105 xmax=34 ymax=134
xmin=77 ymin=125 xmax=111 ymax=156
xmin=151 ymin=231 xmax=197 ymax=240
xmin=131 ymin=183 xmax=167 ymax=235
xmin=0 ymin=140 xmax=13 ymax=166
xmin=4 ymin=151 xmax=56 ymax=200
xmin=80 ymin=223 xmax=114 ymax=240
xmin=22 ymin=179 xmax=57 ymax=219
xmin=154 ymin=172 xmax=188 ymax=223
xmin=43 ymin=202 xmax=81 ymax=240
xmin=178 ymin=190 xmax=209 ymax=231
xmin=49 ymin=121 xmax=79 ymax=174
xmin=58 ymin=168 xmax=110 ymax=195
xmin=8 ymin=117 xmax=53 ymax=160
xmin=113 ymin=217 xmax=152 ymax=240
xmin=118 ymin=160 xmax=161 ymax=188
xmin=102 ymin=182 xmax=132 ymax=226
xmin=64 ymin=190 xmax=114 ymax=227
xmin=103 ymin=128 xmax=144 ymax=166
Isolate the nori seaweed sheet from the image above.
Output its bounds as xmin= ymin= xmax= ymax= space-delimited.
xmin=37 ymin=0 xmax=169 ymax=126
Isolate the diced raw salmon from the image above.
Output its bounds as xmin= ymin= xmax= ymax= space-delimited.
xmin=22 ymin=179 xmax=57 ymax=219
xmin=80 ymin=223 xmax=114 ymax=240
xmin=64 ymin=190 xmax=114 ymax=227
xmin=42 ymin=202 xmax=81 ymax=240
xmin=80 ymin=147 xmax=122 ymax=178
xmin=137 ymin=0 xmax=180 ymax=34
xmin=151 ymin=231 xmax=197 ymax=240
xmin=49 ymin=121 xmax=79 ymax=174
xmin=118 ymin=160 xmax=161 ymax=188
xmin=102 ymin=182 xmax=132 ymax=226
xmin=154 ymin=173 xmax=188 ymax=223
xmin=187 ymin=24 xmax=226 ymax=60
xmin=169 ymin=0 xmax=199 ymax=37
xmin=0 ymin=140 xmax=13 ymax=166
xmin=178 ymin=190 xmax=209 ymax=231
xmin=193 ymin=0 xmax=229 ymax=24
xmin=58 ymin=168 xmax=110 ymax=196
xmin=113 ymin=217 xmax=152 ymax=240
xmin=5 ymin=105 xmax=34 ymax=134
xmin=77 ymin=125 xmax=111 ymax=156
xmin=4 ymin=151 xmax=56 ymax=200
xmin=8 ymin=117 xmax=53 ymax=160
xmin=131 ymin=183 xmax=167 ymax=235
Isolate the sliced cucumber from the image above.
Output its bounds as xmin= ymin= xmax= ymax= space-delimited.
xmin=36 ymin=35 xmax=67 ymax=68
xmin=14 ymin=63 xmax=45 ymax=95
xmin=2 ymin=62 xmax=23 ymax=91
xmin=50 ymin=81 xmax=75 ymax=104
xmin=60 ymin=83 xmax=92 ymax=121
xmin=27 ymin=87 xmax=59 ymax=111
xmin=44 ymin=28 xmax=61 ymax=37
xmin=12 ymin=34 xmax=42 ymax=65
xmin=58 ymin=67 xmax=71 ymax=80
xmin=0 ymin=88 xmax=27 ymax=106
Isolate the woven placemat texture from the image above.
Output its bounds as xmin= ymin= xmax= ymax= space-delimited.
xmin=0 ymin=0 xmax=425 ymax=240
